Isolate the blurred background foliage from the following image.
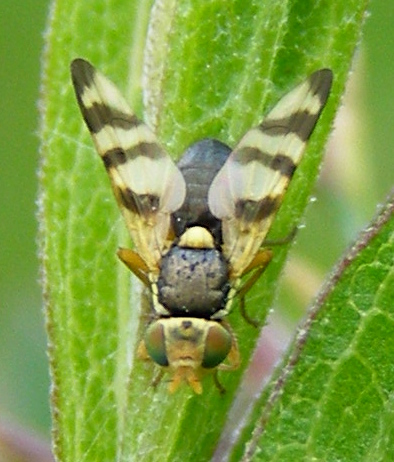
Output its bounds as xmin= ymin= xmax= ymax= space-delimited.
xmin=0 ymin=0 xmax=393 ymax=440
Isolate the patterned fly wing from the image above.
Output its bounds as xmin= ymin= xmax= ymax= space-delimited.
xmin=70 ymin=59 xmax=186 ymax=271
xmin=208 ymin=70 xmax=333 ymax=278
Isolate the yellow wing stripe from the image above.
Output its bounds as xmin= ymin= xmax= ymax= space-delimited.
xmin=208 ymin=69 xmax=333 ymax=277
xmin=71 ymin=59 xmax=186 ymax=269
xmin=92 ymin=125 xmax=160 ymax=158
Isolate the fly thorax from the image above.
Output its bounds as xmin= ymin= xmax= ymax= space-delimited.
xmin=157 ymin=226 xmax=230 ymax=318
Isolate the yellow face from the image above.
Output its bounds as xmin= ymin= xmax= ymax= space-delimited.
xmin=71 ymin=58 xmax=332 ymax=393
xmin=143 ymin=317 xmax=234 ymax=394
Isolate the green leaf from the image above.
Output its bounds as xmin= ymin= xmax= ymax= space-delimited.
xmin=39 ymin=0 xmax=366 ymax=460
xmin=233 ymin=192 xmax=394 ymax=462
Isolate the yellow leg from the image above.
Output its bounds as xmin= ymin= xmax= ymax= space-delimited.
xmin=241 ymin=249 xmax=273 ymax=277
xmin=213 ymin=371 xmax=226 ymax=394
xmin=236 ymin=229 xmax=297 ymax=325
xmin=235 ymin=249 xmax=273 ymax=326
xmin=117 ymin=247 xmax=150 ymax=286
xmin=263 ymin=226 xmax=297 ymax=246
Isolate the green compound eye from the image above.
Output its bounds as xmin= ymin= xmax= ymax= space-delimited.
xmin=145 ymin=322 xmax=169 ymax=366
xmin=202 ymin=324 xmax=232 ymax=369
